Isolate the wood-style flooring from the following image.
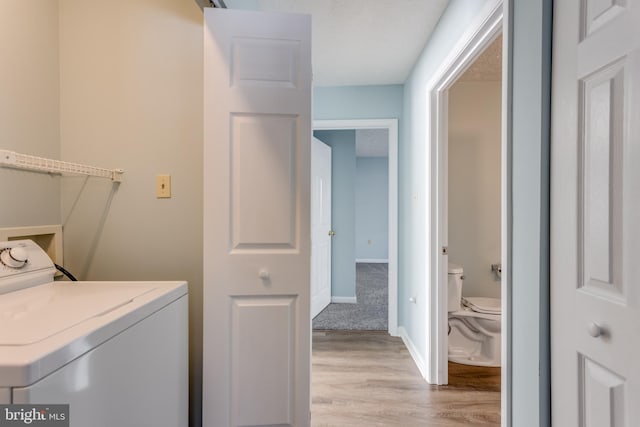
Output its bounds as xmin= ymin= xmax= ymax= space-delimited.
xmin=312 ymin=331 xmax=500 ymax=426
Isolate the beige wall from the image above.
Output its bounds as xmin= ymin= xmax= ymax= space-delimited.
xmin=0 ymin=1 xmax=61 ymax=227
xmin=58 ymin=1 xmax=204 ymax=425
xmin=448 ymin=81 xmax=501 ymax=299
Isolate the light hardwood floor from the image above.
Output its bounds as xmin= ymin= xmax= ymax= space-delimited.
xmin=312 ymin=331 xmax=500 ymax=426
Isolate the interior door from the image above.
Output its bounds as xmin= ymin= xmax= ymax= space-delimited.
xmin=311 ymin=137 xmax=332 ymax=319
xmin=551 ymin=1 xmax=640 ymax=425
xmin=203 ymin=8 xmax=311 ymax=427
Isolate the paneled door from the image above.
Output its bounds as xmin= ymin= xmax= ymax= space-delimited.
xmin=311 ymin=137 xmax=332 ymax=319
xmin=551 ymin=1 xmax=640 ymax=425
xmin=203 ymin=8 xmax=311 ymax=427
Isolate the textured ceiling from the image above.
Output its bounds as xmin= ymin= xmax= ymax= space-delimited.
xmin=458 ymin=35 xmax=502 ymax=82
xmin=224 ymin=0 xmax=450 ymax=86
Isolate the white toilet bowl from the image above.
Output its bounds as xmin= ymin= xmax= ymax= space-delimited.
xmin=448 ymin=263 xmax=501 ymax=367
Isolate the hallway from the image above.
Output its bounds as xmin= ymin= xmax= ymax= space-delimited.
xmin=312 ymin=331 xmax=500 ymax=426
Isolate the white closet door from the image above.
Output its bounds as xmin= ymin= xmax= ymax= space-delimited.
xmin=203 ymin=8 xmax=312 ymax=427
xmin=551 ymin=1 xmax=640 ymax=425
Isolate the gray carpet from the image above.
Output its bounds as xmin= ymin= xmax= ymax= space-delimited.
xmin=312 ymin=263 xmax=388 ymax=331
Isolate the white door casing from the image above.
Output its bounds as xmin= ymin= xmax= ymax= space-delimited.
xmin=427 ymin=0 xmax=503 ymax=386
xmin=311 ymin=137 xmax=332 ymax=319
xmin=551 ymin=1 xmax=640 ymax=425
xmin=203 ymin=8 xmax=311 ymax=427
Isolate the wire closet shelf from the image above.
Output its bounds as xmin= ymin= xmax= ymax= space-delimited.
xmin=0 ymin=150 xmax=123 ymax=182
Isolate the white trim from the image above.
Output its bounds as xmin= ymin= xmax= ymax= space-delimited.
xmin=331 ymin=296 xmax=357 ymax=304
xmin=314 ymin=119 xmax=399 ymax=337
xmin=397 ymin=326 xmax=427 ymax=379
xmin=0 ymin=149 xmax=124 ymax=182
xmin=425 ymin=0 xmax=510 ymax=423
xmin=501 ymin=2 xmax=513 ymax=426
xmin=355 ymin=259 xmax=389 ymax=264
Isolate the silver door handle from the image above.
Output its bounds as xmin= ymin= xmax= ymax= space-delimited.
xmin=588 ymin=322 xmax=603 ymax=338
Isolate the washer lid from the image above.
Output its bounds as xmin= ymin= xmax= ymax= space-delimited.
xmin=0 ymin=280 xmax=187 ymax=388
xmin=462 ymin=297 xmax=501 ymax=315
xmin=0 ymin=282 xmax=155 ymax=345
xmin=448 ymin=262 xmax=463 ymax=274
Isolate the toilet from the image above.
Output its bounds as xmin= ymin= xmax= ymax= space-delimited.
xmin=447 ymin=262 xmax=501 ymax=367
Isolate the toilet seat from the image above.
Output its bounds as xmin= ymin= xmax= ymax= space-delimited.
xmin=449 ymin=307 xmax=500 ymax=322
xmin=462 ymin=297 xmax=501 ymax=315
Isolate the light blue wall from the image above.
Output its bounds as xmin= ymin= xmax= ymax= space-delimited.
xmin=313 ymin=130 xmax=356 ymax=299
xmin=401 ymin=0 xmax=493 ymax=366
xmin=314 ymin=85 xmax=403 ymax=120
xmin=313 ymin=85 xmax=402 ymax=301
xmin=355 ymin=157 xmax=388 ymax=261
xmin=510 ymin=0 xmax=551 ymax=425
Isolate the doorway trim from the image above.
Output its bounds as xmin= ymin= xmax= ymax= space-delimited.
xmin=313 ymin=119 xmax=399 ymax=336
xmin=425 ymin=0 xmax=507 ymax=413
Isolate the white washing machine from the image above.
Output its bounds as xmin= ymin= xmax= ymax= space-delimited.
xmin=0 ymin=239 xmax=188 ymax=427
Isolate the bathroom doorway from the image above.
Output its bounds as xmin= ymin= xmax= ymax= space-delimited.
xmin=426 ymin=1 xmax=507 ymax=410
xmin=447 ymin=32 xmax=503 ymax=342
xmin=446 ymin=31 xmax=503 ymax=378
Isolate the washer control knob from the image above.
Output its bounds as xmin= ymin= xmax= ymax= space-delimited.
xmin=1 ymin=247 xmax=29 ymax=269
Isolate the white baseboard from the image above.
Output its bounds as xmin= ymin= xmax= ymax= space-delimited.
xmin=355 ymin=259 xmax=389 ymax=263
xmin=397 ymin=326 xmax=428 ymax=380
xmin=331 ymin=296 xmax=357 ymax=304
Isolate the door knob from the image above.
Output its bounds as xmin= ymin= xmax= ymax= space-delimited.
xmin=328 ymin=230 xmax=336 ymax=236
xmin=588 ymin=322 xmax=603 ymax=338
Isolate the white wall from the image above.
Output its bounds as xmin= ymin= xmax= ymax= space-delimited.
xmin=57 ymin=1 xmax=204 ymax=425
xmin=448 ymin=81 xmax=501 ymax=298
xmin=0 ymin=1 xmax=60 ymax=227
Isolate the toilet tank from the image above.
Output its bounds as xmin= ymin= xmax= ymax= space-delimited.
xmin=448 ymin=263 xmax=464 ymax=312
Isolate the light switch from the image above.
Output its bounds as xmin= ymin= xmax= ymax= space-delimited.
xmin=156 ymin=175 xmax=171 ymax=198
